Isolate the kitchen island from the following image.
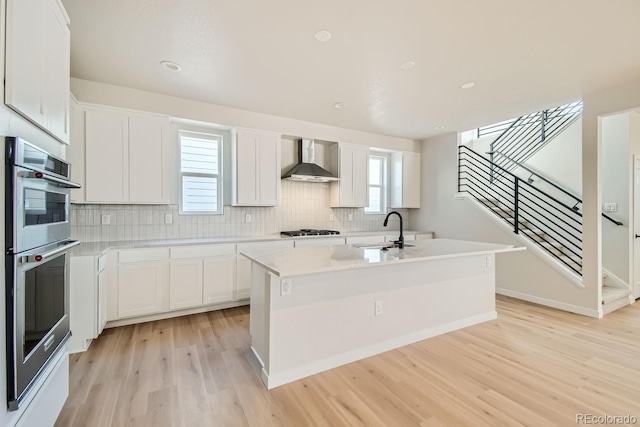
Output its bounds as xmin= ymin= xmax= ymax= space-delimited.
xmin=241 ymin=238 xmax=524 ymax=389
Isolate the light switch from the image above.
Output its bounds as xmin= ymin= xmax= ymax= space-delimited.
xmin=604 ymin=203 xmax=618 ymax=212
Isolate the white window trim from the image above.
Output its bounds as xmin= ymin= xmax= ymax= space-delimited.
xmin=365 ymin=153 xmax=389 ymax=214
xmin=179 ymin=130 xmax=224 ymax=215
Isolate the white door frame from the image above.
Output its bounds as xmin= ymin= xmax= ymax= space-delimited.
xmin=633 ymin=155 xmax=640 ymax=299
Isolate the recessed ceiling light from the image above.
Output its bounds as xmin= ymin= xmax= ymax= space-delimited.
xmin=400 ymin=61 xmax=415 ymax=70
xmin=433 ymin=125 xmax=446 ymax=130
xmin=333 ymin=102 xmax=348 ymax=109
xmin=160 ymin=61 xmax=182 ymax=72
xmin=314 ymin=30 xmax=332 ymax=42
xmin=461 ymin=82 xmax=475 ymax=89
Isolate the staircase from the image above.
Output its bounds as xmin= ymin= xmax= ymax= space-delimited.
xmin=459 ymin=101 xmax=631 ymax=315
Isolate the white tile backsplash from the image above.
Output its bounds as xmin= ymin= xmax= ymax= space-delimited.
xmin=71 ymin=181 xmax=408 ymax=242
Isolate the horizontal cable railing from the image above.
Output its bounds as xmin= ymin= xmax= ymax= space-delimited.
xmin=458 ymin=145 xmax=583 ymax=275
xmin=490 ymin=150 xmax=623 ymax=226
xmin=491 ymin=100 xmax=583 ymax=171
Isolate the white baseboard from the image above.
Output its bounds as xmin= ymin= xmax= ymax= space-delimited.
xmin=261 ymin=311 xmax=497 ymax=389
xmin=496 ymin=288 xmax=601 ymax=318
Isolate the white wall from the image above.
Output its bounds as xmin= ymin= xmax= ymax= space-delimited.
xmin=524 ymin=117 xmax=583 ymax=196
xmin=409 ymin=133 xmax=596 ymax=312
xmin=70 ymin=78 xmax=420 ymax=153
xmin=601 ymin=113 xmax=631 ymax=283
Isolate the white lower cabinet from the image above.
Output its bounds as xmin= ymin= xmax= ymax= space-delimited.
xmin=97 ymin=267 xmax=108 ymax=334
xmin=69 ymin=253 xmax=110 ymax=353
xmin=235 ymin=256 xmax=252 ymax=300
xmin=294 ymin=237 xmax=346 ymax=247
xmin=169 ymin=258 xmax=203 ymax=310
xmin=118 ymin=261 xmax=165 ymax=318
xmin=236 ymin=240 xmax=295 ymax=300
xmin=203 ymin=256 xmax=235 ymax=304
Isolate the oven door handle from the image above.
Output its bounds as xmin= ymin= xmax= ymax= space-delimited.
xmin=20 ymin=240 xmax=81 ymax=263
xmin=24 ymin=171 xmax=82 ymax=189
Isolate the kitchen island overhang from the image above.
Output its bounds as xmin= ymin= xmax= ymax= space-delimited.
xmin=242 ymin=239 xmax=525 ymax=389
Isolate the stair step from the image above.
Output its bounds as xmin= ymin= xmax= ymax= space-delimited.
xmin=602 ymin=285 xmax=631 ymax=305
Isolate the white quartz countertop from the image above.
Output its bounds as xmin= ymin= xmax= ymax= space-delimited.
xmin=70 ymin=230 xmax=433 ymax=256
xmin=240 ymin=238 xmax=525 ymax=277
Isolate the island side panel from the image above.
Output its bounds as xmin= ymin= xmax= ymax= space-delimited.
xmin=249 ymin=262 xmax=273 ymax=371
xmin=263 ymin=253 xmax=496 ymax=388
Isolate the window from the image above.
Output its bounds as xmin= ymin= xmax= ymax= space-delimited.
xmin=179 ymin=131 xmax=223 ymax=214
xmin=365 ymin=154 xmax=387 ymax=214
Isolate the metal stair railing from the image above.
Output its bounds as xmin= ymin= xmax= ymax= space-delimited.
xmin=490 ymin=149 xmax=623 ymax=226
xmin=481 ymin=101 xmax=583 ymax=174
xmin=458 ymin=145 xmax=583 ymax=275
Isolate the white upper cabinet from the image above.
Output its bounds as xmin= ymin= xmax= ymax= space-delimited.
xmin=231 ymin=127 xmax=281 ymax=206
xmin=5 ymin=0 xmax=70 ymax=143
xmin=330 ymin=143 xmax=369 ymax=208
xmin=85 ymin=109 xmax=129 ymax=203
xmin=68 ymin=95 xmax=86 ymax=202
xmin=389 ymin=151 xmax=421 ymax=208
xmin=84 ymin=107 xmax=169 ymax=204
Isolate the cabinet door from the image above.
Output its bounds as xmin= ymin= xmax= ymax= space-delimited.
xmin=234 ymin=129 xmax=259 ymax=205
xmin=353 ymin=147 xmax=370 ymax=207
xmin=97 ymin=269 xmax=108 ymax=335
xmin=169 ymin=259 xmax=203 ymax=310
xmin=5 ymin=0 xmax=45 ymax=127
xmin=129 ymin=115 xmax=167 ymax=203
xmin=42 ymin=0 xmax=70 ymax=143
xmin=338 ymin=146 xmax=355 ymax=206
xmin=235 ymin=256 xmax=252 ymax=300
xmin=118 ymin=262 xmax=164 ymax=318
xmin=85 ymin=109 xmax=129 ymax=202
xmin=257 ymin=132 xmax=280 ymax=205
xmin=203 ymin=257 xmax=235 ymax=304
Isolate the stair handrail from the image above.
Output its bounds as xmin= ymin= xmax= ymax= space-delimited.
xmin=459 ymin=145 xmax=584 ymax=275
xmin=459 ymin=146 xmax=582 ymax=218
xmin=488 ymin=149 xmax=623 ymax=226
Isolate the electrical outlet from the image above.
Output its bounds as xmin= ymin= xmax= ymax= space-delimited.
xmin=348 ymin=213 xmax=353 ymax=221
xmin=281 ymin=279 xmax=292 ymax=296
xmin=329 ymin=213 xmax=334 ymax=222
xmin=375 ymin=300 xmax=383 ymax=316
xmin=245 ymin=214 xmax=252 ymax=223
xmin=486 ymin=255 xmax=493 ymax=268
xmin=165 ymin=214 xmax=173 ymax=224
xmin=101 ymin=214 xmax=110 ymax=225
xmin=604 ymin=203 xmax=618 ymax=212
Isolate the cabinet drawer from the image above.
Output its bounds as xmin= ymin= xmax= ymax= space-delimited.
xmin=346 ymin=235 xmax=385 ymax=245
xmin=237 ymin=240 xmax=294 ymax=254
xmin=294 ymin=237 xmax=346 ymax=248
xmin=171 ymin=244 xmax=236 ymax=259
xmin=119 ymin=248 xmax=169 ymax=264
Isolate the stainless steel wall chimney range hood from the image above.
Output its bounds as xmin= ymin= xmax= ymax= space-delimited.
xmin=281 ymin=139 xmax=339 ymax=182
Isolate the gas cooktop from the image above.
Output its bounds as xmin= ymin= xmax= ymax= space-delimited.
xmin=280 ymin=229 xmax=341 ymax=237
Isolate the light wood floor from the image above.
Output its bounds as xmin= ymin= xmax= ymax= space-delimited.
xmin=55 ymin=296 xmax=640 ymax=427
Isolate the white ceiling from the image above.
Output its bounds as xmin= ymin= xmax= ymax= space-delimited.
xmin=62 ymin=0 xmax=640 ymax=140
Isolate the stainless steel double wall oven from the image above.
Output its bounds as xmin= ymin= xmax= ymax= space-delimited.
xmin=5 ymin=137 xmax=80 ymax=410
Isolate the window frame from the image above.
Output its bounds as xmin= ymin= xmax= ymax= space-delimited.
xmin=364 ymin=153 xmax=389 ymax=215
xmin=178 ymin=130 xmax=224 ymax=215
